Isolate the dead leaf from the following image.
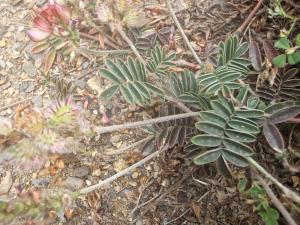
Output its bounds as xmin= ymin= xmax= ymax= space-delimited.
xmin=291 ymin=176 xmax=300 ymax=187
xmin=191 ymin=201 xmax=201 ymax=222
xmin=98 ymin=33 xmax=105 ymax=49
xmin=49 ymin=165 xmax=58 ymax=176
xmin=64 ymin=208 xmax=74 ymax=220
xmin=55 ymin=159 xmax=65 ymax=169
xmin=43 ymin=49 xmax=57 ymax=74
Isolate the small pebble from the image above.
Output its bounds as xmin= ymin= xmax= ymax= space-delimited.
xmin=0 ymin=171 xmax=13 ymax=195
xmin=74 ymin=79 xmax=86 ymax=89
xmin=22 ymin=61 xmax=37 ymax=78
xmin=65 ymin=177 xmax=85 ymax=190
xmin=73 ymin=166 xmax=90 ymax=178
xmin=131 ymin=172 xmax=139 ymax=179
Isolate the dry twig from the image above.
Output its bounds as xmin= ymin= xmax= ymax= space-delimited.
xmin=104 ymin=136 xmax=153 ymax=155
xmin=235 ymin=0 xmax=264 ymax=34
xmin=165 ymin=0 xmax=202 ymax=66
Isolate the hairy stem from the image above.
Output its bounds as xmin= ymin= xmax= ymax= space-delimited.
xmin=165 ymin=0 xmax=202 ymax=66
xmin=94 ymin=111 xmax=199 ymax=134
xmin=247 ymin=157 xmax=300 ymax=204
xmin=78 ymin=47 xmax=131 ymax=56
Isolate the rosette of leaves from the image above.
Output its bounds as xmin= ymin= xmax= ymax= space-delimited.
xmin=167 ymin=70 xmax=210 ymax=110
xmin=146 ymin=45 xmax=176 ymax=78
xmin=263 ymin=101 xmax=300 ymax=154
xmin=198 ymin=36 xmax=250 ymax=95
xmin=257 ymin=68 xmax=300 ymax=101
xmin=141 ymin=103 xmax=196 ymax=155
xmin=100 ymin=57 xmax=163 ymax=105
xmin=190 ymin=95 xmax=264 ymax=175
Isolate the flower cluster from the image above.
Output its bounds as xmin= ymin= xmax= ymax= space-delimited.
xmin=0 ymin=97 xmax=90 ymax=172
xmin=27 ymin=0 xmax=71 ymax=42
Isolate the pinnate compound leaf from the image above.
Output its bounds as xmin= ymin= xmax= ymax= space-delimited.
xmin=191 ymin=134 xmax=222 ymax=147
xmin=193 ymin=149 xmax=221 ymax=165
xmin=249 ymin=41 xmax=262 ymax=71
xmin=263 ymin=121 xmax=284 ymax=153
xmin=269 ymin=106 xmax=300 ymax=124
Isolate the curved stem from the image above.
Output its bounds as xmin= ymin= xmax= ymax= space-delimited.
xmin=165 ymin=0 xmax=202 ymax=66
xmin=247 ymin=157 xmax=300 ymax=204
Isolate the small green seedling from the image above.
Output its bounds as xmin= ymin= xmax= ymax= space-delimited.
xmin=272 ymin=37 xmax=300 ymax=67
xmin=239 ymin=179 xmax=280 ymax=225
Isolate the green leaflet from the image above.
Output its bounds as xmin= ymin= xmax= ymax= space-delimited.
xmin=211 ymin=101 xmax=231 ymax=119
xmin=100 ymin=84 xmax=119 ymax=100
xmin=199 ymin=111 xmax=227 ymax=126
xmin=193 ymin=149 xmax=221 ymax=165
xmin=235 ymin=109 xmax=264 ymax=118
xmin=106 ymin=59 xmax=127 ymax=82
xmin=225 ymin=129 xmax=256 ymax=143
xmin=228 ymin=119 xmax=260 ymax=134
xmin=223 ymin=138 xmax=253 ymax=157
xmin=221 ymin=150 xmax=249 ymax=167
xmin=191 ymin=134 xmax=222 ymax=147
xmin=195 ymin=122 xmax=224 ymax=135
xmin=236 ymin=85 xmax=249 ymax=104
xmin=120 ymin=84 xmax=134 ymax=104
xmin=100 ymin=69 xmax=122 ymax=84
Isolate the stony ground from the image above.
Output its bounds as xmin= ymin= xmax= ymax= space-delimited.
xmin=1 ymin=0 xmax=297 ymax=224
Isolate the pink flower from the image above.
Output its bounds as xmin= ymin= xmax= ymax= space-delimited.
xmin=27 ymin=0 xmax=71 ymax=42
